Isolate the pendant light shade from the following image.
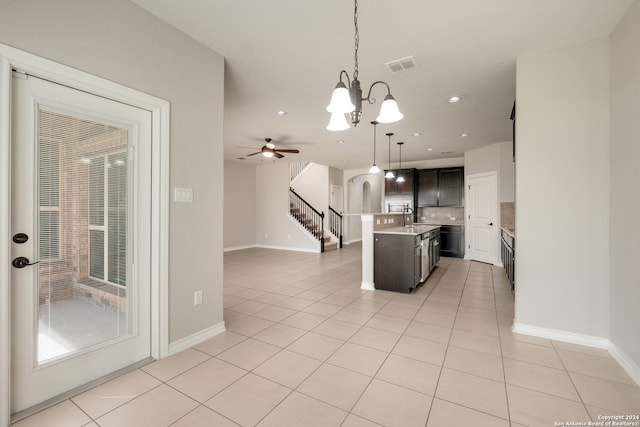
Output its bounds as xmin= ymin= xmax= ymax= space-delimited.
xmin=326 ymin=112 xmax=350 ymax=131
xmin=369 ymin=121 xmax=381 ymax=174
xmin=326 ymin=81 xmax=355 ymax=114
xmin=396 ymin=142 xmax=406 ymax=183
xmin=385 ymin=132 xmax=395 ymax=179
xmin=376 ymin=95 xmax=404 ymax=123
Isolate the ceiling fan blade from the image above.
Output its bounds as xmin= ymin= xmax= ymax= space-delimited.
xmin=246 ymin=152 xmax=261 ymax=156
xmin=274 ymin=152 xmax=285 ymax=159
xmin=274 ymin=149 xmax=299 ymax=153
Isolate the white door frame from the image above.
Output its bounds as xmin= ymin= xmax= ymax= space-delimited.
xmin=0 ymin=43 xmax=170 ymax=426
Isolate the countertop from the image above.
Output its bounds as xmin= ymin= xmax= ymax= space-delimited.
xmin=374 ymin=225 xmax=440 ymax=236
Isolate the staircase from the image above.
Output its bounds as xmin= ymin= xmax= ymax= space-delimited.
xmin=289 ymin=188 xmax=338 ymax=252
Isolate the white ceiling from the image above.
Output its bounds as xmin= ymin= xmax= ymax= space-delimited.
xmin=130 ymin=0 xmax=633 ymax=170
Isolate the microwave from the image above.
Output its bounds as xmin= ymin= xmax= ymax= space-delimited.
xmin=387 ymin=201 xmax=412 ymax=213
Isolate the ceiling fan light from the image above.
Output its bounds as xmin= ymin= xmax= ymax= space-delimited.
xmin=396 ymin=175 xmax=406 ymax=183
xmin=326 ymin=81 xmax=355 ymax=113
xmin=327 ymin=111 xmax=350 ymax=131
xmin=369 ymin=164 xmax=381 ymax=174
xmin=376 ymin=94 xmax=404 ymax=123
xmin=262 ymin=151 xmax=274 ymax=158
xmin=385 ymin=170 xmax=395 ymax=179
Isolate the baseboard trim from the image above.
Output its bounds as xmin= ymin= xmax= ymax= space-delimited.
xmin=255 ymin=244 xmax=318 ymax=253
xmin=360 ymin=281 xmax=375 ymax=291
xmin=608 ymin=341 xmax=640 ymax=387
xmin=512 ymin=322 xmax=609 ymax=348
xmin=513 ymin=322 xmax=640 ymax=386
xmin=224 ymin=244 xmax=256 ymax=252
xmin=168 ymin=321 xmax=226 ymax=356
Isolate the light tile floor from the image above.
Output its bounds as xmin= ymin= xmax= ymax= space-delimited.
xmin=14 ymin=243 xmax=640 ymax=426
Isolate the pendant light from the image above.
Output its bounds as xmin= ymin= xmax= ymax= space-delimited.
xmin=384 ymin=132 xmax=395 ymax=179
xmin=396 ymin=142 xmax=405 ymax=183
xmin=369 ymin=121 xmax=381 ymax=174
xmin=326 ymin=0 xmax=403 ymax=130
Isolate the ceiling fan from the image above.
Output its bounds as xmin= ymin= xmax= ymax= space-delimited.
xmin=246 ymin=138 xmax=300 ymax=159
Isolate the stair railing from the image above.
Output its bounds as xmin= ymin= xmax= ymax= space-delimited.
xmin=289 ymin=188 xmax=325 ymax=252
xmin=328 ymin=206 xmax=343 ymax=249
xmin=289 ymin=161 xmax=310 ymax=182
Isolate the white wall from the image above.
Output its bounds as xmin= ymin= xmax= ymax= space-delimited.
xmin=515 ymin=38 xmax=610 ymax=338
xmin=0 ymin=0 xmax=225 ymax=344
xmin=464 ymin=141 xmax=515 ymax=203
xmin=500 ymin=142 xmax=515 ymax=203
xmin=291 ymin=163 xmax=329 ymax=219
xmin=255 ymin=162 xmax=318 ymax=252
xmin=609 ymin=0 xmax=640 ymax=376
xmin=224 ymin=161 xmax=256 ymax=250
xmin=344 ymin=169 xmax=384 ymax=243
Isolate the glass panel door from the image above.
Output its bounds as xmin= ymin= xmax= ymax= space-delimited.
xmin=36 ymin=110 xmax=130 ymax=363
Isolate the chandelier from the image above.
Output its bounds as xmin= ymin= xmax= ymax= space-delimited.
xmin=326 ymin=0 xmax=404 ymax=131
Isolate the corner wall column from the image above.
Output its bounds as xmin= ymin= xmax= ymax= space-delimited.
xmin=360 ymin=214 xmax=375 ymax=290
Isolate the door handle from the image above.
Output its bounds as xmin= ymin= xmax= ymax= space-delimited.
xmin=488 ymin=222 xmax=494 ymax=226
xmin=12 ymin=257 xmax=39 ymax=269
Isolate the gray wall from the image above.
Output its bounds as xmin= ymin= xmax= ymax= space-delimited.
xmin=255 ymin=162 xmax=318 ymax=252
xmin=224 ymin=161 xmax=256 ymax=250
xmin=0 ymin=0 xmax=225 ymax=343
xmin=464 ymin=141 xmax=515 ymax=203
xmin=515 ymin=38 xmax=610 ymax=338
xmin=610 ymin=0 xmax=640 ymax=376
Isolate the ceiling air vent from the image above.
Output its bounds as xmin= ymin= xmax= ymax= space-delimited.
xmin=384 ymin=56 xmax=418 ymax=74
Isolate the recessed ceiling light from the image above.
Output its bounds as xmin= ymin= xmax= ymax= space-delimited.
xmin=413 ymin=132 xmax=421 ymax=137
xmin=427 ymin=148 xmax=433 ymax=151
xmin=460 ymin=133 xmax=468 ymax=137
xmin=337 ymin=140 xmax=345 ymax=144
xmin=448 ymin=96 xmax=461 ymax=103
xmin=276 ymin=110 xmax=287 ymax=116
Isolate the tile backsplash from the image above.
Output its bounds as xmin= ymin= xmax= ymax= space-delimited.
xmin=416 ymin=207 xmax=464 ymax=224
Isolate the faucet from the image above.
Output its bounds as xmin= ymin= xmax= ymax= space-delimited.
xmin=402 ymin=206 xmax=413 ymax=227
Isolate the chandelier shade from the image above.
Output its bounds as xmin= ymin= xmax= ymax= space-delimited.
xmin=326 ymin=81 xmax=355 ymax=114
xmin=326 ymin=112 xmax=350 ymax=131
xmin=377 ymin=95 xmax=404 ymax=123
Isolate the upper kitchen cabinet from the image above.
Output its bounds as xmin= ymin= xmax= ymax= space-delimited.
xmin=417 ymin=167 xmax=464 ymax=207
xmin=417 ymin=169 xmax=438 ymax=207
xmin=384 ymin=168 xmax=415 ymax=200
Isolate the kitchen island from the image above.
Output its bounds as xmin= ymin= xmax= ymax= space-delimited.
xmin=374 ymin=225 xmax=440 ymax=293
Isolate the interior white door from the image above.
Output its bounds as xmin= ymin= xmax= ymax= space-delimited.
xmin=10 ymin=73 xmax=152 ymax=414
xmin=465 ymin=172 xmax=498 ymax=264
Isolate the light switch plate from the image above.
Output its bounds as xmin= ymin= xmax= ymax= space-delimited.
xmin=175 ymin=187 xmax=193 ymax=203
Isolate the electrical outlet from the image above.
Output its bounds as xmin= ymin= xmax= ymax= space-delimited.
xmin=194 ymin=290 xmax=203 ymax=306
xmin=430 ymin=213 xmax=436 ymax=218
xmin=376 ymin=219 xmax=380 ymax=224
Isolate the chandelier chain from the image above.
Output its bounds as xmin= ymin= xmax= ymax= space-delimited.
xmin=353 ymin=0 xmax=359 ymax=80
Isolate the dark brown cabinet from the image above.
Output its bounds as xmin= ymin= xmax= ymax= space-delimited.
xmin=416 ymin=167 xmax=464 ymax=207
xmin=384 ymin=168 xmax=415 ymax=200
xmin=417 ymin=169 xmax=438 ymax=207
xmin=440 ymin=225 xmax=464 ymax=258
xmin=374 ymin=233 xmax=420 ymax=293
